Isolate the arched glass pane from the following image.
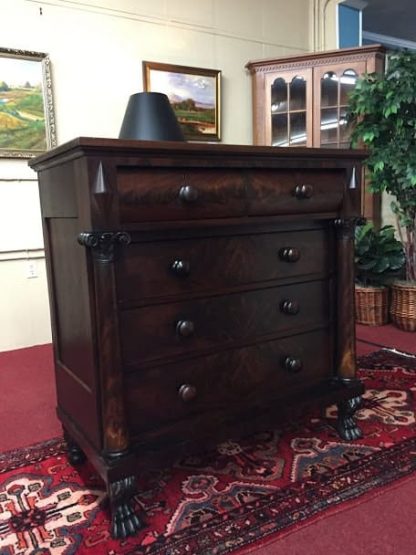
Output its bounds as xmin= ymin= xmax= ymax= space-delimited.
xmin=340 ymin=69 xmax=358 ymax=105
xmin=272 ymin=113 xmax=288 ymax=146
xmin=339 ymin=106 xmax=353 ymax=146
xmin=320 ymin=107 xmax=338 ymax=146
xmin=289 ymin=112 xmax=306 ymax=146
xmin=289 ymin=76 xmax=306 ymax=111
xmin=271 ymin=78 xmax=287 ymax=114
xmin=321 ymin=71 xmax=338 ymax=107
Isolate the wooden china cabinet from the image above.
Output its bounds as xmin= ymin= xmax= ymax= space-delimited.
xmin=246 ymin=45 xmax=385 ymax=225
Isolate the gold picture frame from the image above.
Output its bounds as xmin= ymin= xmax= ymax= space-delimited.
xmin=143 ymin=61 xmax=221 ymax=141
xmin=0 ymin=47 xmax=56 ymax=158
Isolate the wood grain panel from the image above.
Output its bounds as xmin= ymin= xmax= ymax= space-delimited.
xmin=48 ymin=218 xmax=96 ymax=390
xmin=116 ymin=228 xmax=330 ymax=304
xmin=116 ymin=168 xmax=246 ymax=222
xmin=125 ymin=328 xmax=331 ymax=436
xmin=120 ymin=280 xmax=329 ymax=366
xmin=55 ymin=363 xmax=100 ymax=448
xmin=247 ymin=169 xmax=344 ymax=215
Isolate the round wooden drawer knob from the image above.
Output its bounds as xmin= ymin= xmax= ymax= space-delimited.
xmin=294 ymin=184 xmax=314 ymax=199
xmin=280 ymin=300 xmax=300 ymax=315
xmin=179 ymin=384 xmax=197 ymax=402
xmin=176 ymin=320 xmax=195 ymax=337
xmin=179 ymin=185 xmax=199 ymax=203
xmin=279 ymin=247 xmax=301 ymax=263
xmin=171 ymin=259 xmax=191 ymax=276
xmin=284 ymin=356 xmax=303 ymax=373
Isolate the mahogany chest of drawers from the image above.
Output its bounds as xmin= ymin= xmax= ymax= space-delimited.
xmin=30 ymin=138 xmax=365 ymax=538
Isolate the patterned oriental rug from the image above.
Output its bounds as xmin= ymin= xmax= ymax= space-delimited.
xmin=1 ymin=349 xmax=416 ymax=555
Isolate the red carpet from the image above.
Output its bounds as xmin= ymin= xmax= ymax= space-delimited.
xmin=250 ymin=475 xmax=416 ymax=555
xmin=357 ymin=323 xmax=416 ymax=355
xmin=0 ymin=350 xmax=415 ymax=554
xmin=0 ymin=344 xmax=61 ymax=451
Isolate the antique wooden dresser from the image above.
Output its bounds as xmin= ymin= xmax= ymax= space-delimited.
xmin=30 ymin=138 xmax=365 ymax=538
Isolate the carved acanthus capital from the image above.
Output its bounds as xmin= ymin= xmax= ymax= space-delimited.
xmin=78 ymin=231 xmax=131 ymax=262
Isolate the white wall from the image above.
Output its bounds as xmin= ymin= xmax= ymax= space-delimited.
xmin=0 ymin=0 xmax=314 ymax=351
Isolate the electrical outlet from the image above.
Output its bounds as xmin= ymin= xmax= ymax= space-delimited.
xmin=26 ymin=260 xmax=38 ymax=279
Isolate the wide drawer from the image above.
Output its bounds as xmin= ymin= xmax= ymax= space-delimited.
xmin=116 ymin=228 xmax=330 ymax=304
xmin=125 ymin=328 xmax=331 ymax=436
xmin=120 ymin=279 xmax=329 ymax=367
xmin=116 ymin=167 xmax=246 ymax=223
xmin=116 ymin=167 xmax=345 ymax=223
xmin=247 ymin=169 xmax=344 ymax=216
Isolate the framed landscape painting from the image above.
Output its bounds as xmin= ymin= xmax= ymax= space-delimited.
xmin=0 ymin=47 xmax=56 ymax=158
xmin=143 ymin=61 xmax=221 ymax=141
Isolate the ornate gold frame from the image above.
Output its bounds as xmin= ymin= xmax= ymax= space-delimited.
xmin=143 ymin=61 xmax=221 ymax=141
xmin=0 ymin=47 xmax=57 ymax=158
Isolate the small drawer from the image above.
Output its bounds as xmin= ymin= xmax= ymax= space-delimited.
xmin=247 ymin=169 xmax=345 ymax=216
xmin=120 ymin=280 xmax=329 ymax=366
xmin=116 ymin=167 xmax=246 ymax=223
xmin=125 ymin=328 xmax=331 ymax=436
xmin=116 ymin=229 xmax=330 ymax=304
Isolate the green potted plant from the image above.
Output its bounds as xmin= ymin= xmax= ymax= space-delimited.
xmin=355 ymin=222 xmax=405 ymax=325
xmin=348 ymin=50 xmax=416 ymax=330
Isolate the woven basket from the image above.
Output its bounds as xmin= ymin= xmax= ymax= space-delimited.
xmin=355 ymin=285 xmax=389 ymax=326
xmin=390 ymin=282 xmax=416 ymax=332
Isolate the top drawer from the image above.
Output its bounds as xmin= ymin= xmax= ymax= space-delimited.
xmin=115 ymin=167 xmax=345 ymax=224
xmin=247 ymin=169 xmax=344 ymax=216
xmin=116 ymin=168 xmax=246 ymax=223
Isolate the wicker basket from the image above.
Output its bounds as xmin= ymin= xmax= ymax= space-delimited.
xmin=390 ymin=282 xmax=416 ymax=331
xmin=355 ymin=285 xmax=389 ymax=326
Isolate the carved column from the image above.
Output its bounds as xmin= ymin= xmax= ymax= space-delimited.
xmin=334 ymin=218 xmax=363 ymax=441
xmin=334 ymin=218 xmax=357 ymax=379
xmin=78 ymin=231 xmax=131 ymax=457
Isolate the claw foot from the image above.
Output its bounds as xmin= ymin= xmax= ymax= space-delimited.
xmin=109 ymin=475 xmax=143 ymax=538
xmin=336 ymin=396 xmax=363 ymax=441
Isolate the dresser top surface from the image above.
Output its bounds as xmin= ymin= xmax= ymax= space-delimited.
xmin=29 ymin=137 xmax=367 ymax=171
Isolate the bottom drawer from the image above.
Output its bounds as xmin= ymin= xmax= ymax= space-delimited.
xmin=125 ymin=328 xmax=331 ymax=438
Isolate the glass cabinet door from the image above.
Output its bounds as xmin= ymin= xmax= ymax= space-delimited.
xmin=318 ymin=67 xmax=359 ymax=148
xmin=266 ymin=69 xmax=312 ymax=147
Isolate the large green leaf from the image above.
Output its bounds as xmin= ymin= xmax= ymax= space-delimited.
xmin=354 ymin=222 xmax=405 ymax=285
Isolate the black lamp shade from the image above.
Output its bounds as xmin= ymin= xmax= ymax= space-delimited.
xmin=119 ymin=92 xmax=185 ymax=141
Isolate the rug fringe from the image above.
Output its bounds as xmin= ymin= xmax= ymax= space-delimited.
xmin=381 ymin=347 xmax=416 ymax=359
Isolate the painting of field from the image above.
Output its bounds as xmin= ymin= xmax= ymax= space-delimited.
xmin=0 ymin=56 xmax=46 ymax=152
xmin=145 ymin=63 xmax=220 ymax=141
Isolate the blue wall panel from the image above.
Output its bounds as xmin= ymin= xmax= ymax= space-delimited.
xmin=339 ymin=5 xmax=360 ymax=48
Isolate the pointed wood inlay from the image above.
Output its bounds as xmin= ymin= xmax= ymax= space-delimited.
xmin=348 ymin=166 xmax=357 ymax=190
xmin=92 ymin=162 xmax=114 ymax=222
xmin=93 ymin=162 xmax=110 ymax=196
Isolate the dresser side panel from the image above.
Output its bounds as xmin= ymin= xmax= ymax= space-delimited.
xmin=38 ymin=161 xmax=101 ymax=449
